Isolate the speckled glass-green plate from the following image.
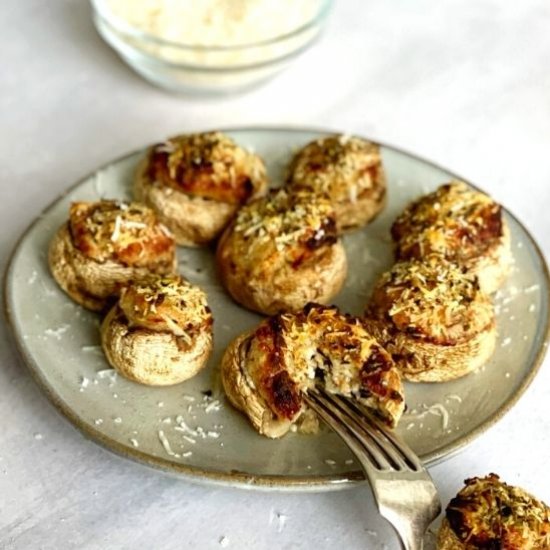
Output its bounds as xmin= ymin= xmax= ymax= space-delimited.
xmin=4 ymin=128 xmax=549 ymax=490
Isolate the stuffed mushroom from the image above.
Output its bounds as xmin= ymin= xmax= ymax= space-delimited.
xmin=216 ymin=188 xmax=347 ymax=315
xmin=286 ymin=134 xmax=387 ymax=232
xmin=101 ymin=274 xmax=213 ymax=386
xmin=48 ymin=200 xmax=177 ymax=311
xmin=135 ymin=131 xmax=268 ymax=247
xmin=438 ymin=474 xmax=550 ymax=549
xmin=222 ymin=303 xmax=405 ymax=438
xmin=364 ymin=255 xmax=496 ymax=382
xmin=391 ymin=181 xmax=511 ymax=294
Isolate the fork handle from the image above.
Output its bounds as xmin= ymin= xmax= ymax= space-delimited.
xmin=385 ymin=515 xmax=424 ymax=550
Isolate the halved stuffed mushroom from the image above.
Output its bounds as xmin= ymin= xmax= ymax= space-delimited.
xmin=222 ymin=303 xmax=404 ymax=438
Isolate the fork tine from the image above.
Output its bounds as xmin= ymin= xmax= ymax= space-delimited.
xmin=314 ymin=389 xmax=410 ymax=471
xmin=333 ymin=392 xmax=423 ymax=472
xmin=304 ymin=391 xmax=393 ymax=471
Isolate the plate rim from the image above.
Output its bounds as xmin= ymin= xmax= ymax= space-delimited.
xmin=4 ymin=125 xmax=550 ymax=491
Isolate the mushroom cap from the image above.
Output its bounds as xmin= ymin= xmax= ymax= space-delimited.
xmin=216 ymin=189 xmax=348 ymax=315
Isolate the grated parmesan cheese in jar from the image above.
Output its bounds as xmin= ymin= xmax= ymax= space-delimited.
xmin=96 ymin=0 xmax=327 ymax=91
xmin=106 ymin=0 xmax=320 ymax=47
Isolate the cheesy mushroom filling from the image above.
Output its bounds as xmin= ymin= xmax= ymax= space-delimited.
xmin=439 ymin=474 xmax=550 ymax=550
xmin=287 ymin=135 xmax=386 ymax=231
xmin=216 ymin=188 xmax=347 ymax=315
xmin=222 ymin=303 xmax=404 ymax=438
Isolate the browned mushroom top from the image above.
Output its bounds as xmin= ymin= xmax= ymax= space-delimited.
xmin=146 ymin=132 xmax=267 ymax=205
xmin=69 ymin=200 xmax=175 ymax=268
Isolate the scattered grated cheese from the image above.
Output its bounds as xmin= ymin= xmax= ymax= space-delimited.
xmin=122 ymin=220 xmax=147 ymax=230
xmin=324 ymin=459 xmax=336 ymax=466
xmin=110 ymin=215 xmax=122 ymax=242
xmin=34 ymin=433 xmax=43 ymax=440
xmin=446 ymin=394 xmax=463 ymax=403
xmin=182 ymin=395 xmax=196 ymax=402
xmin=428 ymin=403 xmax=450 ymax=430
xmin=44 ymin=324 xmax=70 ymax=340
xmin=96 ymin=369 xmax=117 ymax=380
xmin=28 ymin=271 xmax=38 ymax=284
xmin=130 ymin=438 xmax=139 ymax=448
xmin=158 ymin=430 xmax=180 ymax=458
xmin=204 ymin=400 xmax=222 ymax=413
xmin=174 ymin=416 xmax=200 ymax=437
xmin=113 ymin=417 xmax=122 ymax=424
xmin=218 ymin=536 xmax=229 ymax=548
xmin=501 ymin=337 xmax=512 ymax=347
xmin=183 ymin=436 xmax=196 ymax=445
xmin=94 ymin=419 xmax=103 ymax=425
xmin=529 ymin=304 xmax=536 ymax=313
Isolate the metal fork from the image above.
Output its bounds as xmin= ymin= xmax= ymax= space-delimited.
xmin=304 ymin=388 xmax=441 ymax=550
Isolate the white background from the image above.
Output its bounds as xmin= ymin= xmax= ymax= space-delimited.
xmin=1 ymin=1 xmax=550 ymax=549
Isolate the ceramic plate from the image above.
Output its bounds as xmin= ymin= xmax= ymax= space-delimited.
xmin=4 ymin=128 xmax=550 ymax=490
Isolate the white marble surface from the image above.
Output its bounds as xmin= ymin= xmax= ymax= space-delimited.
xmin=1 ymin=1 xmax=550 ymax=549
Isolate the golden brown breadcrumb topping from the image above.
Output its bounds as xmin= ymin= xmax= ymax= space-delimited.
xmin=392 ymin=181 xmax=504 ymax=262
xmin=231 ymin=188 xmax=338 ymax=265
xmin=446 ymin=474 xmax=550 ymax=549
xmin=288 ymin=135 xmax=384 ymax=204
xmin=147 ymin=132 xmax=267 ymax=204
xmin=69 ymin=200 xmax=175 ymax=267
xmin=119 ymin=274 xmax=212 ymax=341
xmin=367 ymin=255 xmax=494 ymax=345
